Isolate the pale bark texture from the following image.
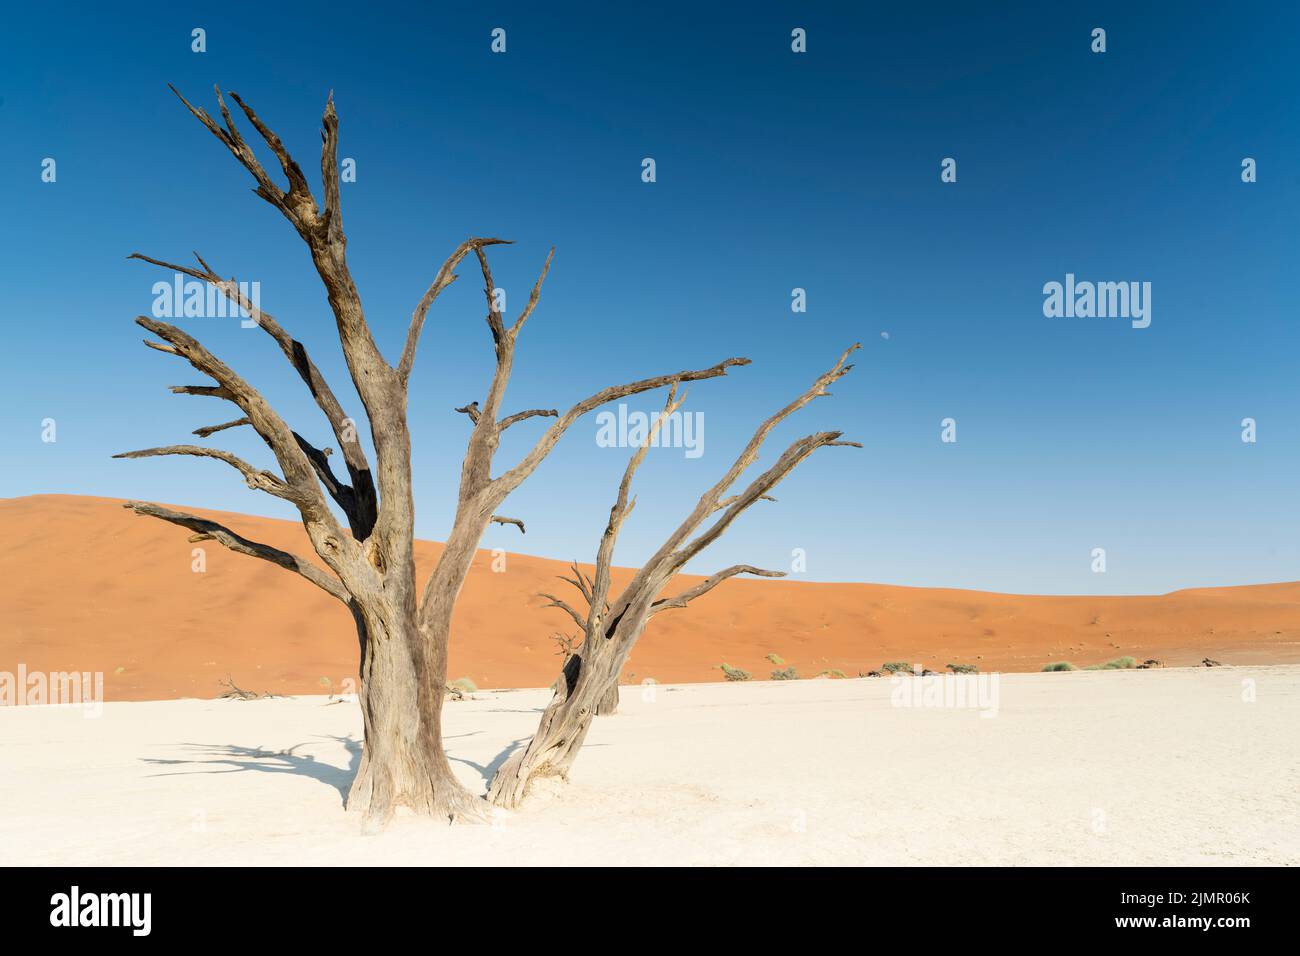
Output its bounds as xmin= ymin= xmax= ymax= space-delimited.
xmin=117 ymin=86 xmax=747 ymax=825
xmin=487 ymin=347 xmax=861 ymax=808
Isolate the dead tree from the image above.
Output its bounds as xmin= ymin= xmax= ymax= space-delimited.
xmin=115 ymin=85 xmax=748 ymax=825
xmin=486 ymin=346 xmax=860 ymax=808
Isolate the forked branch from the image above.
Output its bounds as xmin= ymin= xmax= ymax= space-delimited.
xmin=133 ymin=315 xmax=350 ymax=543
xmin=559 ymin=561 xmax=595 ymax=605
xmin=588 ymin=384 xmax=686 ymax=626
xmin=492 ymin=358 xmax=749 ymax=499
xmin=399 ymin=237 xmax=511 ymax=384
xmin=650 ymin=565 xmax=786 ymax=615
xmin=672 ymin=431 xmax=861 ymax=569
xmin=168 ymin=85 xmax=392 ymax=511
xmin=128 ymin=250 xmax=377 ymax=537
xmin=616 ymin=345 xmax=860 ymax=598
xmin=539 ymin=593 xmax=587 ymax=630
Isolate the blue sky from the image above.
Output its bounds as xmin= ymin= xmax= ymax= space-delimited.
xmin=2 ymin=2 xmax=1297 ymax=594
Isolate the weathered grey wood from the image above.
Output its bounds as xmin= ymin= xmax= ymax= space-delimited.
xmin=122 ymin=501 xmax=348 ymax=602
xmin=498 ymin=408 xmax=559 ymax=431
xmin=650 ymin=565 xmax=787 ymax=614
xmin=113 ymin=445 xmax=295 ymax=501
xmin=399 ymin=238 xmax=509 ymax=384
xmin=192 ymin=417 xmax=251 ymax=438
xmin=129 ymin=250 xmax=377 ymax=537
xmin=487 ymin=347 xmax=861 ymax=808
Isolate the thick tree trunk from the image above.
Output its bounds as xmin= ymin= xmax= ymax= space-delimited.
xmin=345 ymin=603 xmax=481 ymax=826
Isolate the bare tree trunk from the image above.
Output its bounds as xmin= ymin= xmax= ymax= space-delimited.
xmin=345 ymin=603 xmax=479 ymax=825
xmin=487 ymin=628 xmax=635 ymax=809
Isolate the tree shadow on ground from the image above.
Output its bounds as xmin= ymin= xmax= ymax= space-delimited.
xmin=450 ymin=736 xmax=531 ymax=785
xmin=142 ymin=735 xmax=362 ymax=804
xmin=144 ymin=731 xmax=551 ymax=800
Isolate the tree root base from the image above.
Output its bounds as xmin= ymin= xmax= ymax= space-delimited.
xmin=350 ymin=791 xmax=490 ymax=831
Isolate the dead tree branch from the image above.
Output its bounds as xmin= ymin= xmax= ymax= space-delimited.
xmin=124 ymin=501 xmax=348 ymax=601
xmin=113 ymin=445 xmax=296 ymax=501
xmin=217 ymin=674 xmax=260 ymax=700
xmin=498 ymin=408 xmax=559 ymax=431
xmin=128 ymin=250 xmax=377 ymax=537
xmin=399 ymin=237 xmax=510 ymax=383
xmin=193 ymin=417 xmax=251 ymax=438
xmin=491 ymin=360 xmax=748 ymax=500
xmin=650 ymin=565 xmax=786 ymax=614
xmin=539 ymin=593 xmax=587 ymax=631
xmin=132 ymin=316 xmax=351 ymax=549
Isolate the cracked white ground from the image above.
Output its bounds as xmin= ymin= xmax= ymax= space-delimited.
xmin=2 ymin=666 xmax=1296 ymax=866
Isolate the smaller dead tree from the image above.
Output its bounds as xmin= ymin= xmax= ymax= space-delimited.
xmin=487 ymin=345 xmax=861 ymax=808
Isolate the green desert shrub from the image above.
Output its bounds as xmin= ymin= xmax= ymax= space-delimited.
xmin=815 ymin=669 xmax=848 ymax=679
xmin=719 ymin=663 xmax=751 ymax=682
xmin=766 ymin=653 xmax=786 ymax=666
xmin=946 ymin=663 xmax=978 ymax=675
xmin=1084 ymin=656 xmax=1137 ymax=671
xmin=450 ymin=676 xmax=478 ymax=694
xmin=1041 ymin=661 xmax=1077 ymax=672
xmin=770 ymin=666 xmax=798 ymax=680
xmin=881 ymin=661 xmax=913 ymax=674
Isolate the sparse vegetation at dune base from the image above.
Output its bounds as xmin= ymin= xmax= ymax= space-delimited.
xmin=702 ymin=658 xmax=990 ymax=683
xmin=1042 ymin=655 xmax=1171 ymax=672
xmin=450 ymin=676 xmax=478 ymax=693
xmin=1084 ymin=656 xmax=1136 ymax=671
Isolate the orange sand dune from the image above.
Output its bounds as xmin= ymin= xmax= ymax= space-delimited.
xmin=3 ymin=494 xmax=1299 ymax=702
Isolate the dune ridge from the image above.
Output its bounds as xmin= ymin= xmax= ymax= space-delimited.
xmin=3 ymin=494 xmax=1299 ymax=702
